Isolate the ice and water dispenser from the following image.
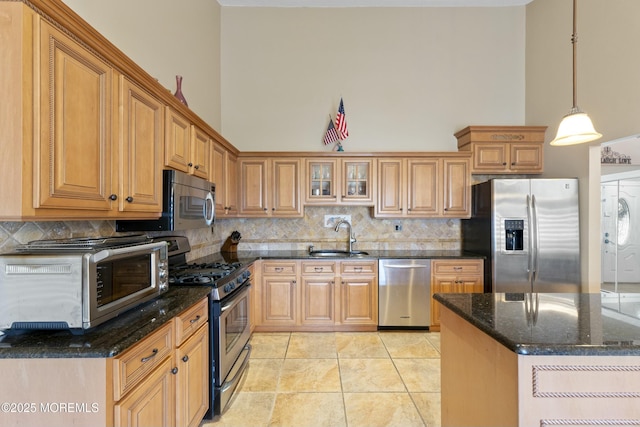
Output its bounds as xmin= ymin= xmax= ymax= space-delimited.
xmin=504 ymin=219 xmax=524 ymax=251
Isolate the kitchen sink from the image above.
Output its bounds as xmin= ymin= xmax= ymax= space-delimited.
xmin=309 ymin=250 xmax=369 ymax=258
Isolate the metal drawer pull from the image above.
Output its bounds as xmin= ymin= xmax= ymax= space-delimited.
xmin=140 ymin=348 xmax=158 ymax=363
xmin=354 ymin=266 xmax=362 ymax=272
xmin=189 ymin=315 xmax=201 ymax=324
xmin=314 ymin=267 xmax=323 ymax=272
xmin=275 ymin=267 xmax=284 ymax=272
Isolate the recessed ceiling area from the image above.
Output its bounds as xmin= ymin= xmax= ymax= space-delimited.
xmin=217 ymin=0 xmax=533 ymax=7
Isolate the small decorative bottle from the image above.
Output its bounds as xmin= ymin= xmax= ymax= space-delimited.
xmin=174 ymin=75 xmax=188 ymax=107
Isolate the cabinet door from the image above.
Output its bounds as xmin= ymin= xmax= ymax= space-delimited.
xmin=510 ymin=143 xmax=543 ymax=173
xmin=342 ymin=159 xmax=374 ymax=205
xmin=212 ymin=143 xmax=227 ymax=213
xmin=190 ymin=126 xmax=211 ymax=180
xmin=339 ymin=275 xmax=377 ymax=325
xmin=36 ymin=19 xmax=114 ymax=211
xmin=301 ymin=277 xmax=335 ymax=325
xmin=114 ymin=356 xmax=176 ymax=427
xmin=442 ymin=158 xmax=470 ymax=218
xmin=375 ymin=159 xmax=404 ymax=217
xmin=472 ymin=143 xmax=509 ymax=173
xmin=305 ymin=159 xmax=338 ymax=204
xmin=164 ymin=107 xmax=191 ymax=173
xmin=238 ymin=159 xmax=268 ymax=216
xmin=272 ymin=159 xmax=301 ymax=217
xmin=430 ymin=277 xmax=457 ymax=330
xmin=175 ymin=325 xmax=209 ymax=427
xmin=262 ymin=276 xmax=297 ymax=326
xmin=118 ymin=76 xmax=163 ymax=213
xmin=226 ymin=153 xmax=238 ymax=215
xmin=406 ymin=159 xmax=439 ymax=217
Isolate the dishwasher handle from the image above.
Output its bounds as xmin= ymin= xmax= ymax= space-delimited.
xmin=381 ymin=264 xmax=429 ymax=269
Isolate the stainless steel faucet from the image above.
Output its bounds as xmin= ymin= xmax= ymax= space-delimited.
xmin=334 ymin=219 xmax=356 ymax=253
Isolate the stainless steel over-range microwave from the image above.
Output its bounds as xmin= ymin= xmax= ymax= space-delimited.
xmin=116 ymin=169 xmax=215 ymax=232
xmin=0 ymin=239 xmax=169 ymax=331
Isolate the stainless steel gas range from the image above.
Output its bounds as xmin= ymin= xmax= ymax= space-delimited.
xmin=160 ymin=236 xmax=251 ymax=417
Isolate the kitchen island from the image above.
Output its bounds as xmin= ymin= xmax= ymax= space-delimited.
xmin=434 ymin=292 xmax=640 ymax=426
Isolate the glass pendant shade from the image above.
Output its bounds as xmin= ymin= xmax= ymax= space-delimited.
xmin=550 ymin=107 xmax=602 ymax=146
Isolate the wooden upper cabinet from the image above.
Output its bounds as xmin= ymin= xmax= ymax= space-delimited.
xmin=442 ymin=157 xmax=471 ymax=217
xmin=238 ymin=157 xmax=301 ymax=217
xmin=164 ymin=107 xmax=212 ymax=179
xmin=341 ymin=159 xmax=375 ymax=205
xmin=117 ymin=76 xmax=164 ymax=213
xmin=190 ymin=126 xmax=211 ymax=179
xmin=305 ymin=159 xmax=339 ymax=204
xmin=455 ymin=126 xmax=546 ymax=174
xmin=212 ymin=142 xmax=238 ymax=216
xmin=36 ymin=18 xmax=115 ymax=212
xmin=375 ymin=155 xmax=470 ymax=218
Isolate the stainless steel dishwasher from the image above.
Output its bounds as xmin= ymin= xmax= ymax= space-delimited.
xmin=378 ymin=259 xmax=431 ymax=328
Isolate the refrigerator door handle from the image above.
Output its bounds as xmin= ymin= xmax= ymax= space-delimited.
xmin=531 ymin=194 xmax=540 ymax=283
xmin=526 ymin=195 xmax=534 ymax=285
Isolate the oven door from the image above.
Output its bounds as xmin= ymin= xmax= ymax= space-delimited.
xmin=214 ymin=284 xmax=251 ymax=384
xmin=213 ymin=283 xmax=252 ymax=414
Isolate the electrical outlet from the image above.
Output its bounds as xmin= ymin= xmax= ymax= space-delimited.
xmin=324 ymin=215 xmax=351 ymax=228
xmin=394 ymin=223 xmax=402 ymax=232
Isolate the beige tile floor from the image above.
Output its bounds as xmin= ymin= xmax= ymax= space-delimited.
xmin=203 ymin=331 xmax=441 ymax=427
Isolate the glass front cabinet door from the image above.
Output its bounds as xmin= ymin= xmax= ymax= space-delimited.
xmin=305 ymin=159 xmax=338 ymax=204
xmin=341 ymin=159 xmax=375 ymax=205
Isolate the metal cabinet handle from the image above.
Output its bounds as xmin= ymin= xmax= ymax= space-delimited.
xmin=182 ymin=355 xmax=189 ymax=363
xmin=502 ymin=162 xmax=507 ymax=166
xmin=125 ymin=196 xmax=133 ymax=203
xmin=292 ymin=280 xmax=297 ymax=284
xmin=188 ymin=162 xmax=193 ymax=167
xmin=140 ymin=348 xmax=158 ymax=363
xmin=314 ymin=267 xmax=323 ymax=272
xmin=171 ymin=367 xmax=178 ymax=375
xmin=275 ymin=267 xmax=284 ymax=273
xmin=189 ymin=315 xmax=201 ymax=324
xmin=109 ymin=194 xmax=117 ymax=201
xmin=194 ymin=165 xmax=200 ymax=170
xmin=354 ymin=266 xmax=362 ymax=272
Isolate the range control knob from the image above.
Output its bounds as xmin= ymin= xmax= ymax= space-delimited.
xmin=223 ymin=284 xmax=231 ymax=293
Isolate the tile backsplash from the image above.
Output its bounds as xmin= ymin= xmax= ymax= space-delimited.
xmin=0 ymin=206 xmax=461 ymax=260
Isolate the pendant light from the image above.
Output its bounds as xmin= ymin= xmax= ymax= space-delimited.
xmin=550 ymin=0 xmax=602 ymax=146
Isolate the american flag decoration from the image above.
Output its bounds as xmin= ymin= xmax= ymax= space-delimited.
xmin=323 ymin=117 xmax=340 ymax=145
xmin=335 ymin=98 xmax=349 ymax=140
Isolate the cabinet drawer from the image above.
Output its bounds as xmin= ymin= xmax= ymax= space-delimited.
xmin=340 ymin=261 xmax=376 ymax=274
xmin=262 ymin=261 xmax=297 ymax=275
xmin=175 ymin=298 xmax=209 ymax=346
xmin=301 ymin=261 xmax=336 ymax=275
xmin=432 ymin=259 xmax=483 ymax=275
xmin=113 ymin=321 xmax=173 ymax=400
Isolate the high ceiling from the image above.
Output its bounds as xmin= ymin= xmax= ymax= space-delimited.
xmin=217 ymin=0 xmax=533 ymax=7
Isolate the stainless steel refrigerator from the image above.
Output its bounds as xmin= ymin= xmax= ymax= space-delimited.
xmin=462 ymin=179 xmax=581 ymax=293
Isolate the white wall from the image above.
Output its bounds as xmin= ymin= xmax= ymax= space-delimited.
xmin=525 ymin=0 xmax=640 ymax=290
xmin=61 ymin=0 xmax=223 ymax=129
xmin=220 ymin=6 xmax=527 ymax=152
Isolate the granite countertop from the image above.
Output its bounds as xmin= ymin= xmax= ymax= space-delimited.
xmin=203 ymin=249 xmax=483 ymax=265
xmin=0 ymin=286 xmax=211 ymax=359
xmin=434 ymin=292 xmax=640 ymax=356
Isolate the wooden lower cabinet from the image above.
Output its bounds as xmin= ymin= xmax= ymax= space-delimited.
xmin=254 ymin=259 xmax=377 ymax=332
xmin=114 ymin=297 xmax=209 ymax=427
xmin=430 ymin=259 xmax=484 ymax=331
xmin=114 ymin=356 xmax=176 ymax=427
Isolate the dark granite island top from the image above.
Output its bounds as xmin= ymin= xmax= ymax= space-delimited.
xmin=434 ymin=292 xmax=640 ymax=426
xmin=0 ymin=286 xmax=212 ymax=358
xmin=434 ymin=292 xmax=640 ymax=356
